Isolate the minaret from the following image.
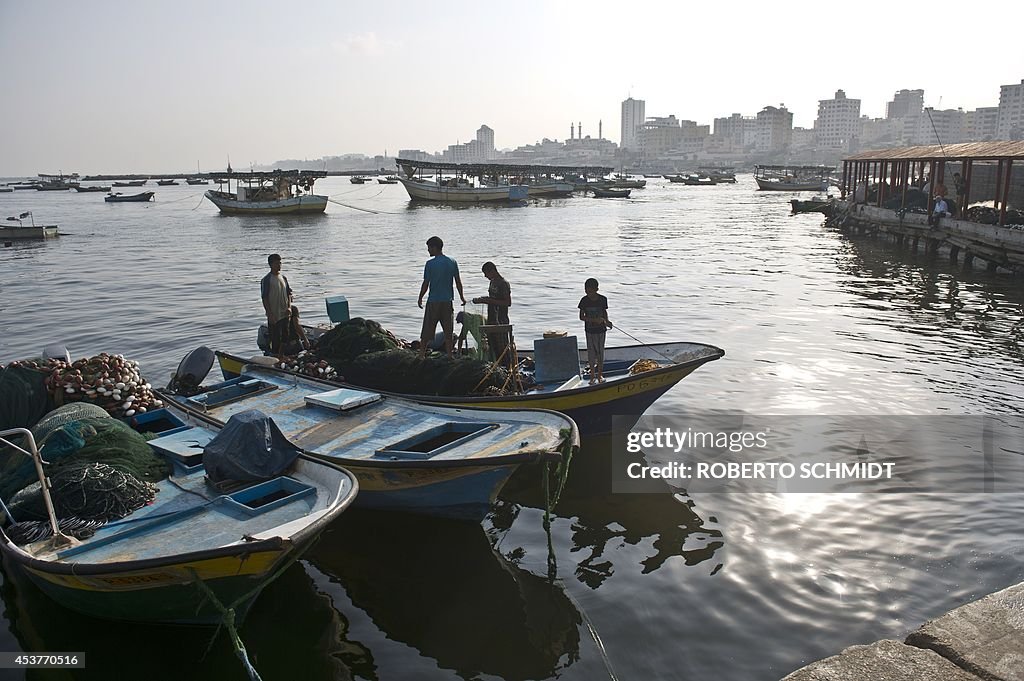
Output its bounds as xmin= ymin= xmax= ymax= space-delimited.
xmin=599 ymin=120 xmax=602 ymax=139
xmin=578 ymin=121 xmax=582 ymax=138
xmin=571 ymin=122 xmax=575 ymax=140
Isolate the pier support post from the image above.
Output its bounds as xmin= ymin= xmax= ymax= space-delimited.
xmin=962 ymin=252 xmax=973 ymax=269
xmin=925 ymin=239 xmax=939 ymax=257
xmin=912 ymin=236 xmax=920 ymax=252
xmin=950 ymin=245 xmax=960 ymax=263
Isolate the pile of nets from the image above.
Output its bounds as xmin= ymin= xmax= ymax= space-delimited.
xmin=5 ymin=353 xmax=165 ymax=418
xmin=0 ymin=364 xmax=51 ymax=432
xmin=342 ymin=348 xmax=508 ymax=396
xmin=276 ymin=318 xmax=506 ymax=396
xmin=0 ymin=402 xmax=169 ymax=545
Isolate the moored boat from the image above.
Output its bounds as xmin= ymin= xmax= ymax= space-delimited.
xmin=377 ymin=176 xmax=399 ymax=184
xmin=350 ymin=176 xmax=371 ymax=184
xmin=754 ymin=164 xmax=833 ymax=191
xmin=186 ymin=178 xmax=209 ymax=185
xmin=398 ymin=176 xmax=528 ymax=203
xmin=156 ymin=179 xmax=179 ymax=186
xmin=164 ymin=363 xmax=577 ymax=520
xmin=1 ymin=211 xmax=58 ymax=238
xmin=73 ymin=185 xmax=111 ymax=193
xmin=112 ymin=180 xmax=148 ymax=187
xmin=217 ymin=333 xmax=724 ymax=436
xmin=0 ymin=410 xmax=357 ymax=626
xmin=790 ymin=197 xmax=834 ymax=215
xmin=105 ymin=191 xmax=155 ymax=203
xmin=204 ymin=170 xmax=328 ymax=215
xmin=591 ymin=187 xmax=631 ymax=198
xmin=525 ymin=181 xmax=574 ymax=198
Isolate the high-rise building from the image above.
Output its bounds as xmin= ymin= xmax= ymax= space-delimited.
xmin=713 ymin=113 xmax=757 ymax=150
xmin=476 ymin=125 xmax=495 ymax=157
xmin=886 ymin=89 xmax=924 ymax=120
xmin=755 ymin=105 xmax=793 ymax=152
xmin=996 ymin=80 xmax=1024 ymax=140
xmin=815 ymin=89 xmax=861 ymax=149
xmin=621 ymin=98 xmax=645 ymax=151
xmin=966 ymin=107 xmax=1000 ymax=141
xmin=916 ymin=108 xmax=966 ymax=145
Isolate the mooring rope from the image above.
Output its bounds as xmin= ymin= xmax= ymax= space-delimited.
xmin=327 ymin=197 xmax=403 ymax=215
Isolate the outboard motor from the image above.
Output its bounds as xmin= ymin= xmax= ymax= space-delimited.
xmin=41 ymin=344 xmax=71 ymax=364
xmin=166 ymin=346 xmax=215 ymax=396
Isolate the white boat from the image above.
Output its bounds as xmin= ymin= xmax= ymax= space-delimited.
xmin=525 ymin=181 xmax=574 ymax=197
xmin=397 ymin=177 xmax=527 ymax=203
xmin=754 ymin=165 xmax=833 ymax=192
xmin=205 ymin=170 xmax=329 ymax=215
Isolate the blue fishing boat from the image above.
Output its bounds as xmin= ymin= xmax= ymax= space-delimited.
xmin=0 ymin=409 xmax=358 ymax=626
xmin=162 ymin=363 xmax=578 ymax=520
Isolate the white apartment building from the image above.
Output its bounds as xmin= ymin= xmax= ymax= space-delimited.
xmin=755 ymin=105 xmax=793 ymax=152
xmin=915 ymin=108 xmax=966 ymax=145
xmin=441 ymin=125 xmax=496 ymax=163
xmin=886 ymin=89 xmax=924 ymax=120
xmin=712 ymin=113 xmax=757 ymax=151
xmin=996 ymin=80 xmax=1024 ymax=140
xmin=966 ymin=107 xmax=1000 ymax=141
xmin=621 ymin=98 xmax=645 ymax=151
xmin=815 ymin=89 xmax=861 ymax=149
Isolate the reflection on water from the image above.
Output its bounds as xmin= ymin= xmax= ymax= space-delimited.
xmin=308 ymin=509 xmax=581 ymax=680
xmin=2 ymin=178 xmax=1023 ymax=679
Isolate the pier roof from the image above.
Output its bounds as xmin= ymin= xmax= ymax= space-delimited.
xmin=396 ymin=158 xmax=614 ymax=175
xmin=847 ymin=141 xmax=1024 ymax=162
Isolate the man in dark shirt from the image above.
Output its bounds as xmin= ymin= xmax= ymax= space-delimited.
xmin=472 ymin=261 xmax=512 ymax=364
xmin=578 ymin=277 xmax=613 ymax=383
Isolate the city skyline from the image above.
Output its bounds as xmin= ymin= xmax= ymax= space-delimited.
xmin=1 ymin=0 xmax=1022 ymax=175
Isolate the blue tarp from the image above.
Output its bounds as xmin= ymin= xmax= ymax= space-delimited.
xmin=203 ymin=410 xmax=301 ymax=486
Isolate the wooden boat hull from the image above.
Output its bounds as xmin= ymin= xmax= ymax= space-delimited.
xmin=204 ymin=190 xmax=328 ymax=215
xmin=526 ymin=182 xmax=574 ymax=198
xmin=0 ymin=449 xmax=357 ymax=625
xmin=791 ymin=199 xmax=832 ymax=214
xmin=74 ymin=186 xmax=111 ymax=192
xmin=755 ymin=177 xmax=827 ymax=191
xmin=218 ymin=341 xmax=723 ymax=436
xmin=0 ymin=226 xmax=59 ymax=239
xmin=592 ymin=188 xmax=631 ymax=198
xmin=398 ymin=177 xmax=524 ymax=203
xmin=112 ymin=181 xmax=147 ymax=187
xmin=105 ymin=192 xmax=155 ymax=202
xmin=173 ymin=367 xmax=577 ymax=519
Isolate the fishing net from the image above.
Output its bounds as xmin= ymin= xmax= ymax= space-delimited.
xmin=314 ymin=318 xmax=402 ymax=366
xmin=31 ymin=402 xmax=111 ymax=444
xmin=1 ymin=414 xmax=169 ymax=501
xmin=7 ymin=462 xmax=157 ymax=525
xmin=5 ymin=516 xmax=107 ymax=545
xmin=342 ymin=349 xmax=508 ymax=396
xmin=0 ymin=364 xmax=52 ymax=432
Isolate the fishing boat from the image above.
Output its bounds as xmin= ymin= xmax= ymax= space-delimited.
xmin=754 ymin=165 xmax=833 ymax=191
xmin=398 ymin=176 xmax=528 ymax=203
xmin=1 ymin=211 xmax=58 ymax=239
xmin=396 ymin=158 xmax=613 ymax=204
xmin=105 ymin=191 xmax=155 ymax=203
xmin=377 ymin=176 xmax=399 ymax=184
xmin=156 ymin=179 xmax=179 ymax=186
xmin=0 ymin=187 xmax=12 ymax=193
xmin=204 ymin=170 xmax=328 ymax=215
xmin=186 ymin=178 xmax=209 ymax=185
xmin=163 ymin=362 xmax=577 ymax=520
xmin=10 ymin=184 xmax=40 ymax=191
xmin=608 ymin=176 xmax=646 ymax=189
xmin=73 ymin=185 xmax=111 ymax=193
xmin=699 ymin=167 xmax=737 ymax=183
xmin=591 ymin=187 xmax=631 ymax=198
xmin=217 ymin=331 xmax=724 ymax=436
xmin=790 ymin=197 xmax=834 ymax=215
xmin=112 ymin=180 xmax=148 ymax=187
xmin=350 ymin=176 xmax=371 ymax=184
xmin=0 ymin=412 xmax=358 ymax=626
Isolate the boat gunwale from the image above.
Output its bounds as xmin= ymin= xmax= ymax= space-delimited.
xmin=217 ymin=339 xmax=722 ymax=406
xmin=0 ymin=450 xmax=356 ymax=577
xmin=164 ymin=367 xmax=579 ymax=467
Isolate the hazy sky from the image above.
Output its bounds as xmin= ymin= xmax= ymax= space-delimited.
xmin=1 ymin=0 xmax=1022 ymax=175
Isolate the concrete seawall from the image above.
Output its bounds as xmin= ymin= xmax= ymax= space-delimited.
xmin=781 ymin=581 xmax=1024 ymax=680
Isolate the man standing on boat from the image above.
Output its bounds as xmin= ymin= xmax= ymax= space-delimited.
xmin=472 ymin=261 xmax=512 ymax=365
xmin=418 ymin=236 xmax=466 ymax=358
xmin=262 ymin=253 xmax=293 ymax=358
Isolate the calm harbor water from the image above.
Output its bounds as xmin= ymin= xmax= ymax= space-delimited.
xmin=1 ymin=177 xmax=1023 ymax=680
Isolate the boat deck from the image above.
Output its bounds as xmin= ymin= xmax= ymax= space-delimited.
xmin=29 ymin=456 xmax=343 ymax=565
xmin=177 ymin=369 xmax=567 ymax=464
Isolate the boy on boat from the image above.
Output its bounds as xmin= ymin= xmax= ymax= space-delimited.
xmin=578 ymin=278 xmax=613 ymax=384
xmin=262 ymin=253 xmax=294 ymax=358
